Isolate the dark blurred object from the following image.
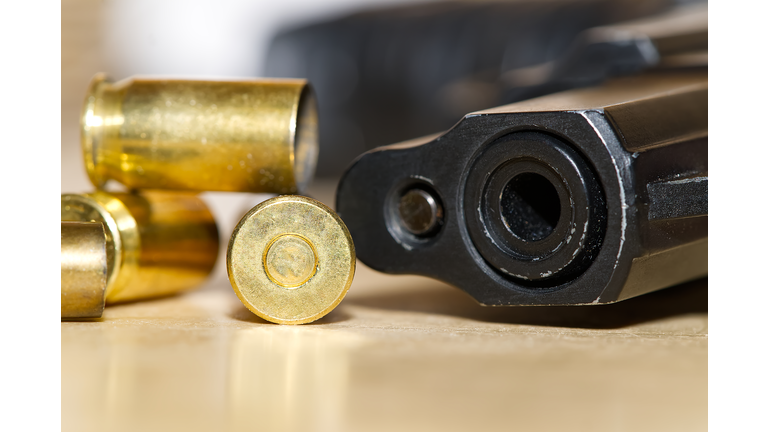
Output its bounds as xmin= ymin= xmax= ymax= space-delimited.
xmin=264 ymin=0 xmax=707 ymax=176
xmin=336 ymin=71 xmax=707 ymax=306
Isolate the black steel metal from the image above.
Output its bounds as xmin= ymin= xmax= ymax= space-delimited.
xmin=336 ymin=71 xmax=707 ymax=305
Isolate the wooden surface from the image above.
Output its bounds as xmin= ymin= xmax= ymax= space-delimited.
xmin=62 ymin=182 xmax=708 ymax=432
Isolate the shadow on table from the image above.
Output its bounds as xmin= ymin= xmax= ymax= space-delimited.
xmin=345 ymin=278 xmax=708 ymax=329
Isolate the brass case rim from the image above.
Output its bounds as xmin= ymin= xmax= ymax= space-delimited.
xmin=61 ymin=221 xmax=108 ymax=319
xmin=227 ymin=196 xmax=356 ymax=325
xmin=61 ymin=192 xmax=141 ymax=300
xmin=80 ymin=72 xmax=108 ymax=189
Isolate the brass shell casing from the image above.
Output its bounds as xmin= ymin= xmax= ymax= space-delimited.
xmin=61 ymin=221 xmax=107 ymax=318
xmin=61 ymin=191 xmax=219 ymax=304
xmin=81 ymin=74 xmax=319 ymax=194
xmin=227 ymin=196 xmax=356 ymax=325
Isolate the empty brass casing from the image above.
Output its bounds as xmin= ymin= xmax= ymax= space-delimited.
xmin=61 ymin=221 xmax=107 ymax=318
xmin=61 ymin=191 xmax=219 ymax=304
xmin=81 ymin=74 xmax=318 ymax=194
xmin=227 ymin=196 xmax=355 ymax=325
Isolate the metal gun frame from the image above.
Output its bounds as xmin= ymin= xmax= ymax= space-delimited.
xmin=337 ymin=71 xmax=707 ymax=306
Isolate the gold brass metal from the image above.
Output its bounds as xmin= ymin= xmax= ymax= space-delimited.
xmin=61 ymin=191 xmax=219 ymax=304
xmin=81 ymin=73 xmax=318 ymax=194
xmin=61 ymin=221 xmax=107 ymax=318
xmin=227 ymin=196 xmax=355 ymax=325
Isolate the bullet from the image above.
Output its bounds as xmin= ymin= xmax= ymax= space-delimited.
xmin=61 ymin=221 xmax=107 ymax=318
xmin=61 ymin=191 xmax=219 ymax=304
xmin=81 ymin=74 xmax=318 ymax=194
xmin=227 ymin=196 xmax=355 ymax=324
